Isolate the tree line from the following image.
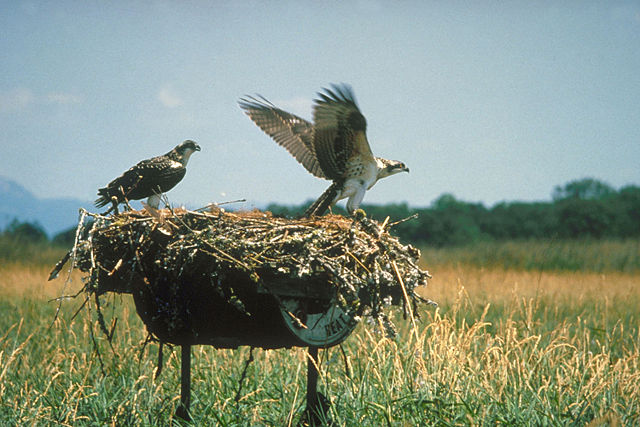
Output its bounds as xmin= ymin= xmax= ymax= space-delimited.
xmin=1 ymin=219 xmax=71 ymax=246
xmin=267 ymin=178 xmax=640 ymax=247
xmin=2 ymin=178 xmax=639 ymax=248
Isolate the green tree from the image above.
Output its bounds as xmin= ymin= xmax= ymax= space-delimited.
xmin=52 ymin=227 xmax=77 ymax=247
xmin=614 ymin=185 xmax=640 ymax=237
xmin=3 ymin=219 xmax=48 ymax=242
xmin=555 ymin=198 xmax=616 ymax=238
xmin=482 ymin=202 xmax=557 ymax=240
xmin=552 ymin=178 xmax=615 ymax=201
xmin=430 ymin=194 xmax=488 ymax=246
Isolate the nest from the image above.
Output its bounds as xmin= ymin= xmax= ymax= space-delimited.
xmin=56 ymin=205 xmax=432 ymax=347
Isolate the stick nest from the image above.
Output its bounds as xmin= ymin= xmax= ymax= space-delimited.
xmin=61 ymin=206 xmax=433 ymax=336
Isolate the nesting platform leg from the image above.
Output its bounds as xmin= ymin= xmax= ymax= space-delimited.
xmin=175 ymin=344 xmax=192 ymax=421
xmin=301 ymin=346 xmax=330 ymax=425
xmin=306 ymin=346 xmax=319 ymax=410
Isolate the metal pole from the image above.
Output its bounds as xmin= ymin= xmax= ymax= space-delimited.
xmin=176 ymin=344 xmax=191 ymax=421
xmin=306 ymin=346 xmax=319 ymax=413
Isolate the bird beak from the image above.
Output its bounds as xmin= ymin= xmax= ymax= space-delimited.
xmin=403 ymin=166 xmax=410 ymax=173
xmin=195 ymin=144 xmax=201 ymax=151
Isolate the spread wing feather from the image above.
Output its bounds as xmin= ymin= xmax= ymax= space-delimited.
xmin=239 ymin=96 xmax=327 ymax=179
xmin=312 ymin=84 xmax=374 ymax=180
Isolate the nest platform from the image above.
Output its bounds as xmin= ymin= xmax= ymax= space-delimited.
xmin=58 ymin=206 xmax=431 ymax=349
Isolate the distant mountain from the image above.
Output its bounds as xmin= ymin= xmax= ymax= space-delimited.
xmin=0 ymin=176 xmax=92 ymax=238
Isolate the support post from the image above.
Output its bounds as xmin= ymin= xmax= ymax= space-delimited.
xmin=175 ymin=344 xmax=192 ymax=421
xmin=301 ymin=346 xmax=330 ymax=425
xmin=306 ymin=346 xmax=319 ymax=410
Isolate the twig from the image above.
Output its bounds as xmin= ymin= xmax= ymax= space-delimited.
xmin=234 ymin=347 xmax=255 ymax=403
xmin=391 ymin=260 xmax=420 ymax=344
xmin=51 ymin=208 xmax=88 ymax=325
xmin=339 ymin=344 xmax=351 ymax=379
xmin=69 ymin=295 xmax=90 ymax=322
xmin=155 ymin=341 xmax=164 ymax=380
xmin=388 ymin=213 xmax=419 ymax=228
xmin=380 ymin=216 xmax=390 ymax=231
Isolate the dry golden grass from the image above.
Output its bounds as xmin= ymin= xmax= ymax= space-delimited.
xmin=0 ymin=262 xmax=83 ymax=300
xmin=1 ymin=259 xmax=639 ymax=424
xmin=423 ymin=264 xmax=640 ymax=306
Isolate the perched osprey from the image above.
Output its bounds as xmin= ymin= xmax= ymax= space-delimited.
xmin=239 ymin=84 xmax=408 ymax=216
xmin=95 ymin=140 xmax=200 ymax=212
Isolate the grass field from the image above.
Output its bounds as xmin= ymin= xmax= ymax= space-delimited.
xmin=419 ymin=238 xmax=640 ymax=273
xmin=1 ymin=240 xmax=639 ymax=425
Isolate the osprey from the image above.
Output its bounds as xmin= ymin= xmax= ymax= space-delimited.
xmin=239 ymin=84 xmax=408 ymax=216
xmin=95 ymin=140 xmax=200 ymax=212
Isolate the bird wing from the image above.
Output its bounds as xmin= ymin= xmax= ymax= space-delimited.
xmin=239 ymin=96 xmax=327 ymax=179
xmin=101 ymin=156 xmax=186 ymax=202
xmin=312 ymin=84 xmax=375 ymax=180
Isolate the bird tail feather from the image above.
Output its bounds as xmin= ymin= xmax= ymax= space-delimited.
xmin=94 ymin=188 xmax=110 ymax=208
xmin=304 ymin=182 xmax=340 ymax=217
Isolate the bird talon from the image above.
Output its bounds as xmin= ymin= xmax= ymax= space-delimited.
xmin=353 ymin=209 xmax=366 ymax=220
xmin=110 ymin=196 xmax=120 ymax=215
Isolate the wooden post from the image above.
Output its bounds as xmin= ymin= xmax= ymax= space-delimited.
xmin=175 ymin=344 xmax=191 ymax=421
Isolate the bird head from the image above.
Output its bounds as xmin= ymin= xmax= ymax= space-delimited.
xmin=376 ymin=158 xmax=409 ymax=179
xmin=174 ymin=140 xmax=201 ymax=165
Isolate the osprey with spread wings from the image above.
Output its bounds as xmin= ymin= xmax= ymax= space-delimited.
xmin=239 ymin=84 xmax=408 ymax=216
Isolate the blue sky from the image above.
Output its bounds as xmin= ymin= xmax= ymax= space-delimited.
xmin=1 ymin=1 xmax=639 ymax=210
